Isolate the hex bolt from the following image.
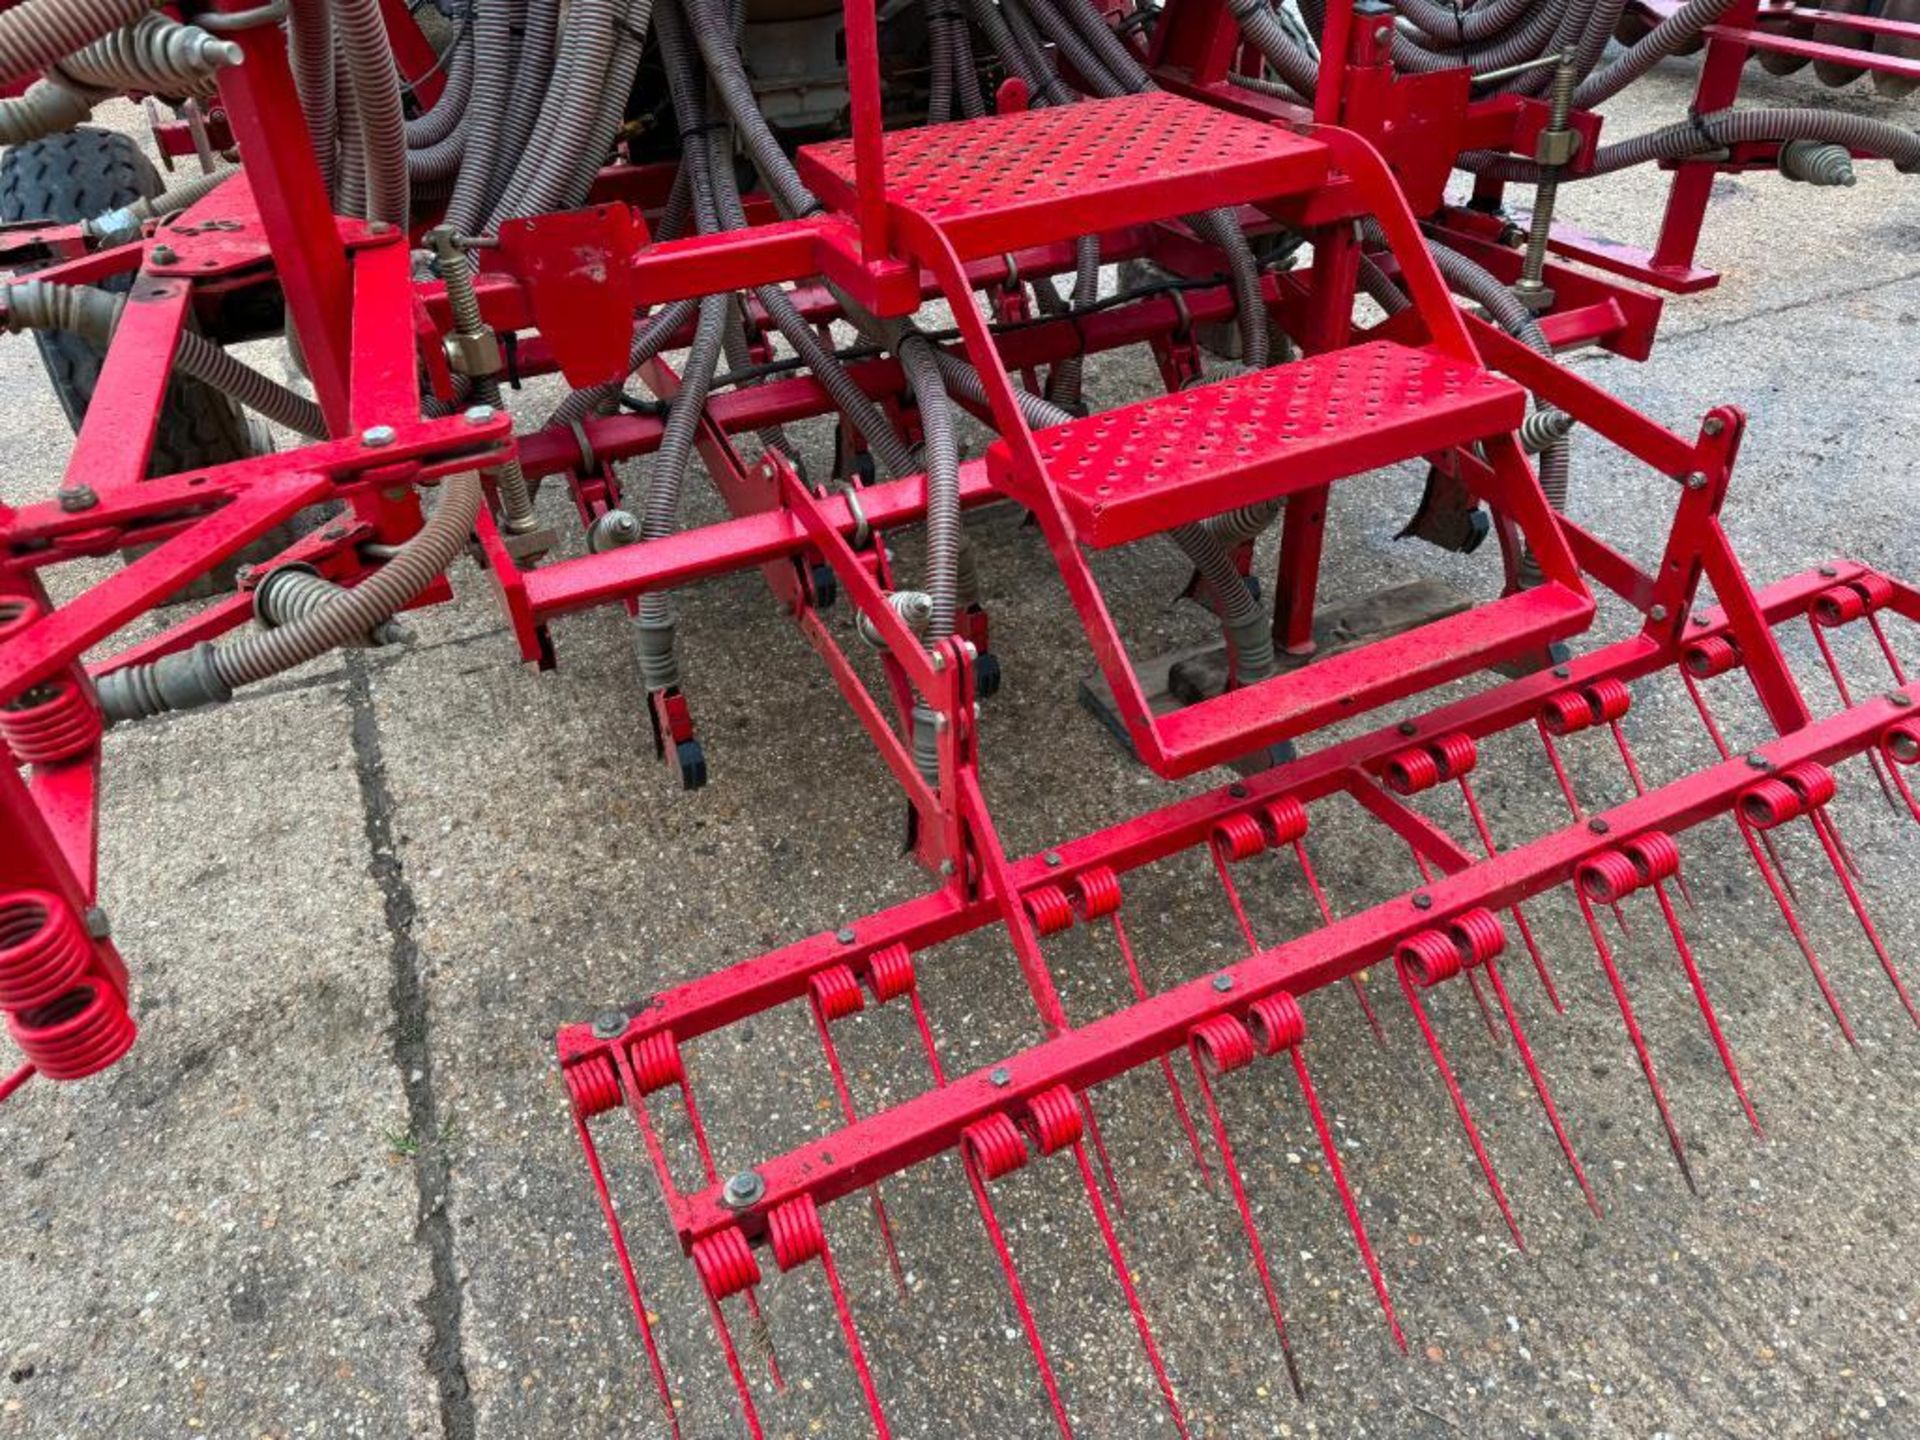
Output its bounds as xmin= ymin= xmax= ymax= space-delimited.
xmin=1702 ymin=416 xmax=1726 ymax=437
xmin=990 ymin=1066 xmax=1012 ymax=1087
xmin=1649 ymin=604 xmax=1669 ymax=622
xmin=150 ymin=243 xmax=177 ymax=265
xmin=1684 ymin=472 xmax=1707 ymax=490
xmin=1043 ymin=852 xmax=1062 ymax=867
xmin=591 ymin=1009 xmax=628 ymax=1040
xmin=1413 ymin=893 xmax=1433 ymax=910
xmin=1891 ymin=694 xmax=1915 ymax=708
xmin=361 ymin=424 xmax=397 ymax=447
xmin=1398 ymin=720 xmax=1417 ymax=736
xmin=721 ymin=1171 xmax=766 ymax=1209
xmin=1819 ymin=565 xmax=1839 ymax=578
xmin=463 ymin=404 xmax=496 ymax=425
xmin=1212 ymin=974 xmax=1234 ymax=993
xmin=1589 ymin=817 xmax=1610 ymax=834
xmin=1552 ymin=665 xmax=1571 ymax=679
xmin=1746 ymin=752 xmax=1771 ymax=770
xmin=57 ymin=483 xmax=98 ymax=512
xmin=836 ymin=927 xmax=856 ymax=944
xmin=1229 ymin=783 xmax=1249 ymax=799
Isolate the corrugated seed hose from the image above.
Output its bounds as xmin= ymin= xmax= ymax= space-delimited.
xmin=0 ymin=0 xmax=153 ymax=93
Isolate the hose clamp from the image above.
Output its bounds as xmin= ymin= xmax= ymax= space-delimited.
xmin=842 ymin=485 xmax=872 ymax=551
xmin=570 ymin=420 xmax=597 ymax=477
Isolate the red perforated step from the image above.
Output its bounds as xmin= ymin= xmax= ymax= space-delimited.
xmin=987 ymin=340 xmax=1526 ymax=549
xmin=796 ymin=93 xmax=1327 ymax=258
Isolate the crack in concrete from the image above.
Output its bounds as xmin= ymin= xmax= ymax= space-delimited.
xmin=344 ymin=650 xmax=477 ymax=1440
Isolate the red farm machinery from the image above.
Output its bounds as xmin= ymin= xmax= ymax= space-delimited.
xmin=0 ymin=0 xmax=1918 ymax=1429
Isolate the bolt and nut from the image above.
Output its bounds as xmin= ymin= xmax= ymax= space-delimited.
xmin=721 ymin=1171 xmax=766 ymax=1209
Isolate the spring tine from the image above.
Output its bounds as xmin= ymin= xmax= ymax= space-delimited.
xmin=1805 ymin=808 xmax=1920 ymax=1028
xmin=1188 ymin=1052 xmax=1306 ymax=1398
xmin=679 ymin=1081 xmax=789 ymax=1389
xmin=1610 ymin=723 xmax=1698 ymax=911
xmin=1537 ymin=723 xmax=1586 ymax=821
xmin=1465 ymin=967 xmax=1506 ymax=1046
xmin=1574 ymin=891 xmax=1698 ymax=1194
xmin=1457 ymin=775 xmax=1564 ymax=1012
xmin=0 ymin=1063 xmax=32 ymax=1106
xmin=1650 ymin=881 xmax=1763 ymax=1138
xmin=817 ymin=1231 xmax=894 ymax=1438
xmin=1735 ymin=817 xmax=1858 ymax=1046
xmin=964 ymin=1159 xmax=1075 ymax=1439
xmin=1081 ymin=1091 xmax=1127 ymax=1214
xmin=1888 ymin=757 xmax=1920 ymax=829
xmin=1394 ymin=961 xmax=1525 ymax=1249
xmin=1292 ymin=837 xmax=1387 ymax=1042
xmin=573 ymin=1112 xmax=682 ymax=1438
xmin=1211 ymin=837 xmax=1261 ymax=951
xmin=1112 ymin=912 xmax=1215 ymax=1184
xmin=1069 ymin=1141 xmax=1190 ymax=1438
xmin=704 ymin=1288 xmax=768 ymax=1440
xmin=810 ymin=1003 xmax=910 ymax=1293
xmin=1810 ymin=619 xmax=1902 ymax=812
xmin=1288 ymin=1048 xmax=1404 ymax=1349
xmin=1866 ymin=613 xmax=1908 ymax=686
xmin=1481 ymin=960 xmax=1601 ymax=1215
xmin=909 ymin=989 xmax=949 ymax=1084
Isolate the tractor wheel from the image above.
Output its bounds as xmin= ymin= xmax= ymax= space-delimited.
xmin=0 ymin=128 xmax=285 ymax=599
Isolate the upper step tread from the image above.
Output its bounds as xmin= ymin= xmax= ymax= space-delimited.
xmin=796 ymin=94 xmax=1327 ymax=258
xmin=992 ymin=340 xmax=1526 ymax=548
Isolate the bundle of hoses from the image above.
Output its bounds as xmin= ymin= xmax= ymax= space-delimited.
xmin=0 ymin=277 xmax=328 ymax=439
xmin=95 ymin=466 xmax=481 ymax=722
xmin=0 ymin=11 xmax=239 ymax=147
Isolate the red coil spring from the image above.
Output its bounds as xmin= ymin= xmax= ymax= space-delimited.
xmin=963 ymin=1112 xmax=1030 ymax=1180
xmin=1247 ymin=991 xmax=1306 ymax=1054
xmin=1073 ymin=865 xmax=1123 ymax=921
xmin=1212 ymin=810 xmax=1267 ymax=860
xmin=1683 ymin=635 xmax=1740 ymax=678
xmin=1578 ymin=847 xmax=1644 ymax=903
xmin=625 ymin=1029 xmax=684 ymax=1094
xmin=0 ymin=594 xmax=36 ymax=642
xmin=0 ymin=889 xmax=92 ymax=1013
xmin=1190 ymin=1013 xmax=1256 ymax=1074
xmin=1542 ymin=679 xmax=1632 ymax=736
xmin=1887 ymin=720 xmax=1920 ymax=766
xmin=1813 ymin=575 xmax=1890 ymax=628
xmin=1588 ymin=678 xmax=1632 ymax=723
xmin=692 ymin=1227 xmax=762 ymax=1300
xmin=767 ymin=1195 xmax=826 ymax=1272
xmin=1621 ymin=831 xmax=1682 ymax=887
xmin=1398 ymin=928 xmax=1463 ymax=987
xmin=1 ymin=680 xmax=102 ymax=765
xmin=1782 ymin=761 xmax=1837 ymax=810
xmin=866 ymin=942 xmax=916 ymax=1003
xmin=1264 ymin=797 xmax=1309 ymax=846
xmin=1024 ymin=883 xmax=1075 ymax=936
xmin=1383 ymin=744 xmax=1442 ymax=795
xmin=6 ymin=983 xmax=136 ymax=1080
xmin=1740 ymin=762 xmax=1837 ymax=830
xmin=564 ymin=1054 xmax=621 ymax=1118
xmin=1023 ymin=1084 xmax=1084 ymax=1155
xmin=1447 ymin=907 xmax=1508 ymax=965
xmin=811 ymin=963 xmax=866 ymax=1020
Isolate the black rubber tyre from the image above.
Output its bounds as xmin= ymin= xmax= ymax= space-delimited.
xmin=0 ymin=128 xmax=256 ymax=473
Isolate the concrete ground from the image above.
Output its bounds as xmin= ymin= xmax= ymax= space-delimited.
xmin=2 ymin=60 xmax=1918 ymax=1440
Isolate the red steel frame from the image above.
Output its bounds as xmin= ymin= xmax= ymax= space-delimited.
xmin=0 ymin=0 xmax=1917 ymax=1425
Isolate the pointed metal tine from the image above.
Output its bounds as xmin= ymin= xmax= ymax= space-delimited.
xmin=1070 ymin=1142 xmax=1191 ymax=1437
xmin=1574 ymin=891 xmax=1698 ymax=1195
xmin=1395 ymin=960 xmax=1526 ymax=1249
xmin=1293 ymin=837 xmax=1388 ymax=1043
xmin=1735 ymin=816 xmax=1857 ymax=1047
xmin=817 ymin=1231 xmax=895 ymax=1439
xmin=1188 ymin=1047 xmax=1305 ymax=1398
xmin=1866 ymin=613 xmax=1909 ymax=686
xmin=811 ymin=1003 xmax=910 ymax=1294
xmin=1210 ymin=838 xmax=1261 ymax=952
xmin=1081 ymin=1090 xmax=1127 ymax=1214
xmin=574 ymin=1112 xmax=683 ymax=1438
xmin=1537 ymin=722 xmax=1586 ymax=822
xmin=1112 ymin=911 xmax=1215 ymax=1184
xmin=1482 ymin=960 xmax=1601 ymax=1215
xmin=1682 ymin=668 xmax=1733 ymax=761
xmin=1650 ymin=881 xmax=1763 ymax=1138
xmin=1806 ymin=808 xmax=1920 ymax=1028
xmin=1457 ymin=775 xmax=1565 ymax=1012
xmin=704 ymin=1288 xmax=768 ymax=1440
xmin=1759 ymin=824 xmax=1802 ymax=905
xmin=964 ymin=1158 xmax=1075 ymax=1439
xmin=1810 ymin=618 xmax=1904 ymax=813
xmin=909 ymin=989 xmax=950 ymax=1085
xmin=1465 ymin=968 xmax=1505 ymax=1046
xmin=1289 ymin=1048 xmax=1404 ymax=1350
xmin=1889 ymin=755 xmax=1920 ymax=829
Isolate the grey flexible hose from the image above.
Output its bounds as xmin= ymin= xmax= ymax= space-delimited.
xmin=561 ymin=0 xmax=652 ymax=207
xmin=0 ymin=278 xmax=327 ymax=438
xmin=898 ymin=333 xmax=962 ymax=639
xmin=99 ymin=468 xmax=481 ymax=722
xmin=487 ymin=0 xmax=622 ymax=222
xmin=0 ymin=77 xmax=97 ymax=145
xmin=1393 ymin=0 xmax=1536 ymax=45
xmin=1224 ymin=0 xmax=1319 ymax=100
xmin=334 ymin=0 xmax=408 ymax=227
xmin=1576 ymin=0 xmax=1738 ymax=105
xmin=498 ymin=0 xmax=558 ymax=177
xmin=548 ymin=298 xmax=699 ymax=426
xmin=684 ymin=0 xmax=819 ymax=218
xmin=289 ymin=0 xmax=338 ymax=194
xmin=968 ymin=0 xmax=1070 ymax=105
xmin=1044 ymin=233 xmax=1098 ymax=410
xmin=405 ymin=24 xmax=471 ymax=147
xmin=0 ymin=0 xmax=153 ymax=93
xmin=928 ymin=0 xmax=956 ymax=121
xmin=951 ymin=6 xmax=986 ymax=117
xmin=1019 ymin=0 xmax=1121 ymax=95
xmin=60 ymin=11 xmax=237 ymax=93
xmin=444 ymin=0 xmax=515 ymax=232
